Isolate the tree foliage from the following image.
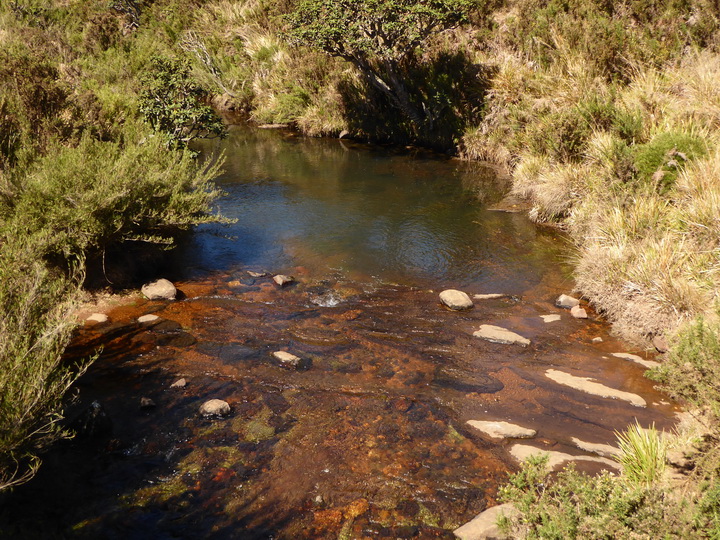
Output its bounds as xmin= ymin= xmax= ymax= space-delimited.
xmin=139 ymin=56 xmax=226 ymax=148
xmin=284 ymin=0 xmax=476 ymax=131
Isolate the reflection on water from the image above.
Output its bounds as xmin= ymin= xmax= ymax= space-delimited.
xmin=0 ymin=128 xmax=678 ymax=539
xmin=177 ymin=127 xmax=566 ymax=291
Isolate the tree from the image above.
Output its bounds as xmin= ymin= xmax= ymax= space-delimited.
xmin=284 ymin=0 xmax=475 ymax=133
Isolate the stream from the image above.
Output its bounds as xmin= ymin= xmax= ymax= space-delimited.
xmin=0 ymin=127 xmax=678 ymax=539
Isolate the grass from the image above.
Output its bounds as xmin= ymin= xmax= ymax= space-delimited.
xmin=615 ymin=422 xmax=667 ymax=486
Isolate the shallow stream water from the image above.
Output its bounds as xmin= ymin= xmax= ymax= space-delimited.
xmin=1 ymin=127 xmax=677 ymax=539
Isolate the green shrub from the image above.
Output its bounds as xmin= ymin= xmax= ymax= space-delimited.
xmin=524 ymin=109 xmax=592 ymax=162
xmin=649 ymin=313 xmax=720 ymax=426
xmin=0 ymin=240 xmax=86 ymax=491
xmin=633 ymin=132 xmax=707 ymax=193
xmin=2 ymin=128 xmax=224 ymax=261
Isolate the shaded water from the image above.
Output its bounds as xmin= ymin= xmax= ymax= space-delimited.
xmin=1 ymin=128 xmax=677 ymax=539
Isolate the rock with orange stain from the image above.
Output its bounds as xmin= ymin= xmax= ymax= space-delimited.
xmin=211 ymin=467 xmax=236 ymax=482
xmin=344 ymin=498 xmax=369 ymax=519
xmin=311 ymin=508 xmax=344 ymax=531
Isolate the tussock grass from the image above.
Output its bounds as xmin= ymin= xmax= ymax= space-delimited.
xmin=615 ymin=422 xmax=668 ymax=486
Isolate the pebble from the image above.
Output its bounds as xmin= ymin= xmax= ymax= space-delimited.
xmin=273 ymin=275 xmax=294 ymax=287
xmin=86 ymin=313 xmax=109 ymax=324
xmin=170 ymin=378 xmax=187 ymax=388
xmin=571 ymin=305 xmax=588 ymax=319
xmin=138 ymin=314 xmax=160 ymax=324
xmin=140 ymin=397 xmax=156 ymax=409
xmin=592 ymin=337 xmax=603 ymax=343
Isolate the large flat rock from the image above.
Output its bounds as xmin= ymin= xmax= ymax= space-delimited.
xmin=611 ymin=352 xmax=660 ymax=369
xmin=467 ymin=420 xmax=536 ymax=439
xmin=454 ymin=503 xmax=517 ymax=540
xmin=545 ymin=369 xmax=646 ymax=407
xmin=571 ymin=437 xmax=620 ymax=458
xmin=473 ymin=325 xmax=530 ymax=346
xmin=510 ymin=444 xmax=620 ymax=472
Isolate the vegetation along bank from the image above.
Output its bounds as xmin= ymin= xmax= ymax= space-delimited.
xmin=2 ymin=0 xmax=720 ymax=537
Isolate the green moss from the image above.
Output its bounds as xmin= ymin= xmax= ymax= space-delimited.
xmin=243 ymin=407 xmax=276 ymax=443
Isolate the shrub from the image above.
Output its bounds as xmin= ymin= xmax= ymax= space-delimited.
xmin=0 ymin=240 xmax=86 ymax=491
xmin=633 ymin=132 xmax=707 ymax=193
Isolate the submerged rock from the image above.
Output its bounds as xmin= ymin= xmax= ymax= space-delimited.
xmin=467 ymin=420 xmax=536 ymax=439
xmin=454 ymin=502 xmax=518 ymax=540
xmin=69 ymin=401 xmax=112 ymax=438
xmin=473 ymin=293 xmax=507 ymax=300
xmin=247 ymin=271 xmax=268 ymax=278
xmin=199 ymin=399 xmax=231 ymax=417
xmin=611 ymin=352 xmax=660 ymax=369
xmin=473 ymin=325 xmax=530 ymax=346
xmin=272 ymin=350 xmax=311 ymax=370
xmin=140 ymin=397 xmax=156 ymax=410
xmin=439 ymin=289 xmax=474 ymax=310
xmin=571 ymin=305 xmax=588 ymax=319
xmin=141 ymin=278 xmax=177 ymax=300
xmin=273 ymin=274 xmax=294 ymax=287
xmin=556 ymin=294 xmax=580 ymax=309
xmin=545 ymin=369 xmax=646 ymax=407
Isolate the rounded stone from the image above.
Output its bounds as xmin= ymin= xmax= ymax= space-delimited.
xmin=556 ymin=294 xmax=580 ymax=309
xmin=86 ymin=313 xmax=109 ymax=324
xmin=439 ymin=289 xmax=474 ymax=310
xmin=199 ymin=399 xmax=230 ymax=417
xmin=273 ymin=275 xmax=294 ymax=287
xmin=141 ymin=279 xmax=177 ymax=300
xmin=138 ymin=314 xmax=160 ymax=324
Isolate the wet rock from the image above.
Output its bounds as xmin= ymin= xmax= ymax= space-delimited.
xmin=540 ymin=314 xmax=561 ymax=323
xmin=454 ymin=502 xmax=518 ymax=540
xmin=571 ymin=306 xmax=588 ymax=319
xmin=510 ymin=444 xmax=620 ymax=472
xmin=439 ymin=289 xmax=473 ymax=310
xmin=653 ymin=335 xmax=669 ymax=353
xmin=157 ymin=332 xmax=196 ymax=348
xmin=151 ymin=319 xmax=182 ymax=333
xmin=247 ymin=271 xmax=267 ymax=278
xmin=69 ymin=401 xmax=112 ymax=438
xmin=467 ymin=420 xmax=536 ymax=439
xmin=273 ymin=274 xmax=294 ymax=287
xmin=137 ymin=314 xmax=160 ymax=324
xmin=611 ymin=352 xmax=660 ymax=369
xmin=199 ymin=399 xmax=231 ymax=417
xmin=473 ymin=325 xmax=530 ymax=346
xmin=170 ymin=378 xmax=187 ymax=388
xmin=473 ymin=293 xmax=507 ymax=300
xmin=86 ymin=313 xmax=109 ymax=324
xmin=556 ymin=294 xmax=580 ymax=309
xmin=571 ymin=437 xmax=620 ymax=458
xmin=141 ymin=278 xmax=177 ymax=300
xmin=592 ymin=337 xmax=603 ymax=343
xmin=140 ymin=397 xmax=156 ymax=409
xmin=272 ymin=350 xmax=311 ymax=370
xmin=545 ymin=369 xmax=646 ymax=407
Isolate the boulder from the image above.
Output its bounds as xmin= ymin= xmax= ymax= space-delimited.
xmin=86 ymin=313 xmax=109 ymax=324
xmin=454 ymin=503 xmax=518 ymax=540
xmin=570 ymin=306 xmax=588 ymax=319
xmin=439 ymin=289 xmax=474 ymax=310
xmin=545 ymin=369 xmax=646 ymax=407
xmin=199 ymin=399 xmax=231 ymax=417
xmin=473 ymin=325 xmax=530 ymax=347
xmin=556 ymin=294 xmax=580 ymax=309
xmin=467 ymin=420 xmax=536 ymax=439
xmin=653 ymin=335 xmax=669 ymax=353
xmin=273 ymin=274 xmax=294 ymax=287
xmin=141 ymin=279 xmax=177 ymax=300
xmin=138 ymin=314 xmax=160 ymax=324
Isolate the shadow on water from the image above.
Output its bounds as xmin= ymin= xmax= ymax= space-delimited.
xmin=1 ymin=127 xmax=680 ymax=539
